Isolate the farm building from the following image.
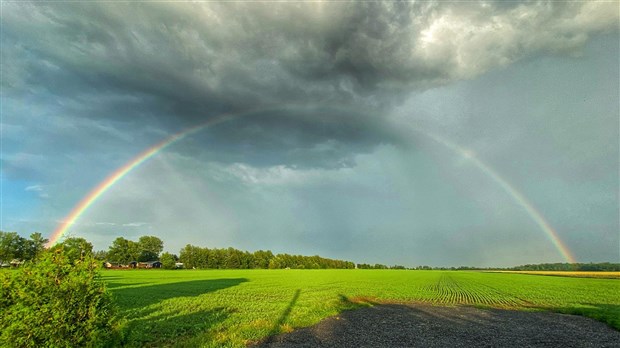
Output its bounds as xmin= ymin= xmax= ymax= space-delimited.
xmin=102 ymin=261 xmax=162 ymax=269
xmin=103 ymin=261 xmax=124 ymax=269
xmin=138 ymin=261 xmax=162 ymax=268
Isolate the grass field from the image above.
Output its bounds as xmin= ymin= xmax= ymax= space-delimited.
xmin=103 ymin=269 xmax=620 ymax=347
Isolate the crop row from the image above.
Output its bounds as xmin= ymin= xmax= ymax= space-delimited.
xmin=421 ymin=274 xmax=526 ymax=307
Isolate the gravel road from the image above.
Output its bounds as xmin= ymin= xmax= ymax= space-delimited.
xmin=252 ymin=304 xmax=620 ymax=348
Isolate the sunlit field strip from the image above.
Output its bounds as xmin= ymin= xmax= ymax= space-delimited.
xmin=488 ymin=271 xmax=620 ymax=279
xmin=102 ymin=269 xmax=620 ymax=347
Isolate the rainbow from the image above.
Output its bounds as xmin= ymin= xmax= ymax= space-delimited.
xmin=416 ymin=130 xmax=576 ymax=264
xmin=47 ymin=109 xmax=256 ymax=247
xmin=48 ymin=107 xmax=576 ymax=263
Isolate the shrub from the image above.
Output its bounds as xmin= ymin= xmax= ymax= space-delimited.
xmin=160 ymin=252 xmax=176 ymax=270
xmin=0 ymin=248 xmax=120 ymax=347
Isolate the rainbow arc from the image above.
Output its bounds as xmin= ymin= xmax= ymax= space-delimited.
xmin=48 ymin=107 xmax=576 ymax=264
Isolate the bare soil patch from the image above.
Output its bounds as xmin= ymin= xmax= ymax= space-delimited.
xmin=252 ymin=304 xmax=620 ymax=348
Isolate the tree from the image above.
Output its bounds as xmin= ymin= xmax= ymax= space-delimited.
xmin=179 ymin=244 xmax=198 ymax=268
xmin=137 ymin=236 xmax=163 ymax=262
xmin=212 ymin=248 xmax=227 ymax=269
xmin=51 ymin=237 xmax=93 ymax=263
xmin=160 ymin=252 xmax=177 ymax=269
xmin=206 ymin=248 xmax=218 ymax=269
xmin=0 ymin=248 xmax=120 ymax=347
xmin=93 ymin=250 xmax=109 ymax=261
xmin=225 ymin=247 xmax=241 ymax=269
xmin=107 ymin=237 xmax=140 ymax=265
xmin=268 ymin=257 xmax=281 ymax=269
xmin=252 ymin=250 xmax=274 ymax=269
xmin=26 ymin=232 xmax=48 ymax=260
xmin=0 ymin=231 xmax=28 ymax=263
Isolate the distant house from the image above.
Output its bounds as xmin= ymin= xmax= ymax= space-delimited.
xmin=175 ymin=262 xmax=184 ymax=269
xmin=151 ymin=261 xmax=162 ymax=268
xmin=103 ymin=261 xmax=122 ymax=269
xmin=138 ymin=261 xmax=162 ymax=269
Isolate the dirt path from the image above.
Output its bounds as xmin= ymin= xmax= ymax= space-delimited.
xmin=252 ymin=304 xmax=620 ymax=348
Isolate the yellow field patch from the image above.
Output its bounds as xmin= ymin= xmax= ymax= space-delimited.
xmin=490 ymin=271 xmax=620 ymax=279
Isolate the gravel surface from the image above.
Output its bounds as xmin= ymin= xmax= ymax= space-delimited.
xmin=251 ymin=304 xmax=620 ymax=348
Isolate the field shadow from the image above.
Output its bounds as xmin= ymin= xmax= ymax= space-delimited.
xmin=110 ymin=278 xmax=248 ymax=346
xmin=121 ymin=307 xmax=232 ymax=347
xmin=110 ymin=278 xmax=248 ymax=310
xmin=265 ymin=289 xmax=301 ymax=340
xmin=338 ymin=294 xmax=379 ymax=307
xmin=256 ymin=293 xmax=371 ymax=346
xmin=105 ymin=281 xmax=149 ymax=289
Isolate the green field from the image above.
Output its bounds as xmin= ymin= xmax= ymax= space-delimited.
xmin=103 ymin=269 xmax=620 ymax=347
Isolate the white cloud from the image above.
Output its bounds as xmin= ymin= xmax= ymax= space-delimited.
xmin=411 ymin=1 xmax=618 ymax=80
xmin=122 ymin=222 xmax=148 ymax=227
xmin=221 ymin=163 xmax=353 ymax=187
xmin=25 ymin=184 xmax=44 ymax=192
xmin=94 ymin=222 xmax=117 ymax=226
xmin=25 ymin=184 xmax=50 ymax=199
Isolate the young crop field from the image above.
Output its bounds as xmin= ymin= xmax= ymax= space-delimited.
xmin=103 ymin=269 xmax=619 ymax=347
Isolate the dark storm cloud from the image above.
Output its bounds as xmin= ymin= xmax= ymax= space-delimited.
xmin=176 ymin=105 xmax=398 ymax=168
xmin=6 ymin=1 xmax=617 ymax=96
xmin=2 ymin=1 xmax=617 ymax=169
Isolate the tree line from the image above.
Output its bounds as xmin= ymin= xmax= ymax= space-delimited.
xmin=102 ymin=237 xmax=356 ymax=269
xmin=0 ymin=232 xmax=48 ymax=264
xmin=1 ymin=232 xmax=357 ymax=270
xmin=4 ymin=231 xmax=619 ymax=271
xmin=178 ymin=244 xmax=355 ymax=269
xmin=511 ymin=262 xmax=620 ymax=272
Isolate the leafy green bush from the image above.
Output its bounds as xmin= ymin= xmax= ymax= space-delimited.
xmin=160 ymin=252 xmax=176 ymax=269
xmin=0 ymin=248 xmax=120 ymax=347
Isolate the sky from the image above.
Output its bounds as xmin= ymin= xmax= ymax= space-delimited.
xmin=1 ymin=1 xmax=618 ymax=267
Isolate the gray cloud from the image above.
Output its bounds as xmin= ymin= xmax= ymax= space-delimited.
xmin=2 ymin=1 xmax=617 ymax=170
xmin=6 ymin=2 xmax=616 ymax=93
